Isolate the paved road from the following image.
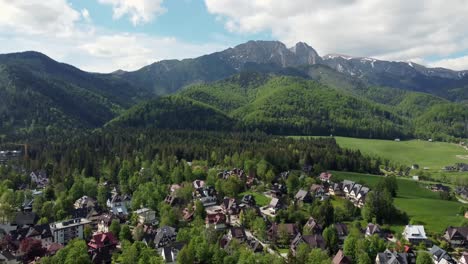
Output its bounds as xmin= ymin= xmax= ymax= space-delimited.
xmin=244 ymin=230 xmax=281 ymax=256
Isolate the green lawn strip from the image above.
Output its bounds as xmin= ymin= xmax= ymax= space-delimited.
xmin=238 ymin=191 xmax=272 ymax=207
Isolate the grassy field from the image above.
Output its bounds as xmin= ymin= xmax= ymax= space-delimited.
xmin=333 ymin=137 xmax=467 ymax=174
xmin=332 ymin=171 xmax=464 ymax=234
xmin=238 ymin=191 xmax=271 ymax=207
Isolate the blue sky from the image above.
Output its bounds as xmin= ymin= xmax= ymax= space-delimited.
xmin=0 ymin=0 xmax=467 ymax=72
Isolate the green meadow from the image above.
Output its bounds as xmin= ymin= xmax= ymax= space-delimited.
xmin=332 ymin=171 xmax=464 ymax=234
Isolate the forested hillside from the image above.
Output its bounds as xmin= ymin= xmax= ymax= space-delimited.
xmin=0 ymin=52 xmax=152 ymax=139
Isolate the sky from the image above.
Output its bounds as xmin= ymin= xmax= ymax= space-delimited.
xmin=0 ymin=0 xmax=468 ymax=73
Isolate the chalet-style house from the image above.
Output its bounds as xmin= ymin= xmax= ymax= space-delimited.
xmin=200 ymin=196 xmax=217 ymax=207
xmin=205 ymin=213 xmax=226 ymax=231
xmin=304 ymin=217 xmax=323 ymax=234
xmin=154 ymin=226 xmax=177 ymax=248
xmin=134 ymin=208 xmax=157 ymax=225
xmin=158 ymin=242 xmax=185 ymax=264
xmin=228 ymin=227 xmax=247 ymax=242
xmin=443 ymin=226 xmax=468 ymax=247
xmin=30 ymin=171 xmax=49 ymax=188
xmin=429 ymin=245 xmax=456 ymax=264
xmin=403 ymin=225 xmax=428 ymax=246
xmin=319 ymin=172 xmax=332 ymax=183
xmin=290 ymin=233 xmax=325 ymax=254
xmin=334 ymin=223 xmax=349 ymax=241
xmin=266 ymin=198 xmax=281 ymax=215
xmin=329 ymin=182 xmax=343 ymax=196
xmin=294 ymin=189 xmax=313 ymax=204
xmin=164 ymin=195 xmax=178 ymax=206
xmin=9 ymin=224 xmax=53 ymax=247
xmin=375 ymin=250 xmax=411 ymax=264
xmin=365 ymin=223 xmax=382 ymax=237
xmin=74 ymin=196 xmax=97 ymax=210
xmin=333 ymin=249 xmax=352 ymax=264
xmin=106 ymin=193 xmax=131 ymax=217
xmin=0 ymin=251 xmax=18 ymax=264
xmin=96 ymin=213 xmax=114 ymax=233
xmin=310 ymin=184 xmax=326 ymax=199
xmin=222 ymin=197 xmax=240 ymax=215
xmin=267 ymin=223 xmax=298 ymax=244
xmin=88 ymin=232 xmax=119 ymax=264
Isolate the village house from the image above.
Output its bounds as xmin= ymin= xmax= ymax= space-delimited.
xmin=342 ymin=180 xmax=355 ymax=197
xmin=270 ymin=183 xmax=287 ymax=198
xmin=9 ymin=224 xmax=53 ymax=248
xmin=402 ymin=225 xmax=428 ymax=246
xmin=12 ymin=212 xmax=39 ymax=228
xmin=222 ymin=197 xmax=240 ymax=215
xmin=294 ymin=189 xmax=313 ymax=204
xmin=205 ymin=213 xmax=226 ymax=231
xmin=319 ymin=172 xmax=332 ymax=183
xmin=96 ymin=213 xmax=114 ymax=233
xmin=158 ymin=242 xmax=185 ymax=264
xmin=365 ymin=223 xmax=382 ymax=237
xmin=265 ymin=198 xmax=281 ymax=215
xmin=334 ymin=223 xmax=349 ymax=242
xmin=304 ymin=217 xmax=323 ymax=234
xmin=290 ymin=233 xmax=326 ymax=254
xmin=30 ymin=171 xmax=49 ymax=188
xmin=74 ymin=196 xmax=97 ymax=210
xmin=106 ymin=193 xmax=131 ymax=217
xmin=228 ymin=227 xmax=247 ymax=242
xmin=375 ymin=249 xmax=411 ymax=264
xmin=87 ymin=232 xmax=119 ymax=264
xmin=332 ymin=249 xmax=352 ymax=264
xmin=429 ymin=245 xmax=456 ymax=264
xmin=310 ymin=184 xmax=326 ymax=199
xmin=134 ymin=208 xmax=158 ymax=225
xmin=267 ymin=223 xmax=298 ymax=244
xmin=443 ymin=226 xmax=468 ymax=248
xmin=153 ymin=226 xmax=177 ymax=249
xmin=329 ymin=182 xmax=343 ymax=196
xmin=50 ymin=218 xmax=91 ymax=245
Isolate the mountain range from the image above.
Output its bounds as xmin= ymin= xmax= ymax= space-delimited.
xmin=0 ymin=40 xmax=467 ymax=140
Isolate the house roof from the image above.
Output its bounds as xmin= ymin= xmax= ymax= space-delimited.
xmin=88 ymin=232 xmax=118 ymax=249
xmin=335 ymin=223 xmax=348 ymax=236
xmin=333 ymin=249 xmax=352 ymax=264
xmin=376 ymin=250 xmax=408 ymax=264
xmin=403 ymin=225 xmax=427 ymax=240
xmin=269 ymin=198 xmax=280 ymax=208
xmin=320 ymin=172 xmax=332 ymax=180
xmin=430 ymin=245 xmax=456 ymax=263
xmin=13 ymin=212 xmax=38 ymax=226
xmin=154 ymin=226 xmax=176 ymax=246
xmin=230 ymin=227 xmax=246 ymax=240
xmin=294 ymin=189 xmax=310 ymax=201
xmin=268 ymin=223 xmax=298 ymax=237
xmin=366 ymin=223 xmax=381 ymax=235
xmin=445 ymin=226 xmax=468 ymax=240
xmin=292 ymin=234 xmax=326 ymax=250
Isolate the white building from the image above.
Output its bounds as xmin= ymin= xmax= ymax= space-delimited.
xmin=134 ymin=208 xmax=158 ymax=225
xmin=402 ymin=225 xmax=427 ymax=245
xmin=50 ymin=218 xmax=91 ymax=245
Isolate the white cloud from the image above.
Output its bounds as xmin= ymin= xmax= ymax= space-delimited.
xmin=205 ymin=0 xmax=468 ymax=67
xmin=81 ymin=8 xmax=91 ymax=23
xmin=430 ymin=56 xmax=468 ymax=71
xmin=0 ymin=0 xmax=226 ymax=73
xmin=0 ymin=0 xmax=82 ymax=36
xmin=98 ymin=0 xmax=167 ymax=26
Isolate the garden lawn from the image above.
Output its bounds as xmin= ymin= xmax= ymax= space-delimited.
xmin=332 ymin=171 xmax=463 ymax=234
xmin=238 ymin=191 xmax=271 ymax=207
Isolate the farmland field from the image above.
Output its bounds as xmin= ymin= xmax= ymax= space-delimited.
xmin=332 ymin=171 xmax=464 ymax=234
